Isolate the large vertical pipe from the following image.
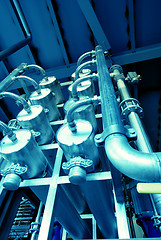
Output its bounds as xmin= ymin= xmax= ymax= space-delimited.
xmin=95 ymin=46 xmax=124 ymax=129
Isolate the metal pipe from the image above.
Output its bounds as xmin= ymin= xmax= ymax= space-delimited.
xmin=71 ymin=73 xmax=98 ymax=100
xmin=0 ymin=91 xmax=31 ymax=113
xmin=0 ymin=37 xmax=32 ymax=62
xmin=115 ymin=73 xmax=161 ymax=220
xmin=74 ymin=60 xmax=96 ymax=80
xmin=95 ymin=45 xmax=161 ymax=182
xmin=31 ymin=202 xmax=43 ymax=240
xmin=77 ymin=50 xmax=95 ymax=66
xmin=66 ymin=96 xmax=100 ymax=132
xmin=0 ymin=120 xmax=17 ymax=142
xmin=11 ymin=0 xmax=31 ymax=37
xmin=23 ymin=64 xmax=48 ymax=81
xmin=13 ymin=75 xmax=41 ymax=94
xmin=0 ymin=0 xmax=32 ymax=61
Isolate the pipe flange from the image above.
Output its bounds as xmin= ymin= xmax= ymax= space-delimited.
xmin=109 ymin=65 xmax=123 ymax=74
xmin=62 ymin=156 xmax=94 ymax=174
xmin=63 ymin=156 xmax=94 ymax=184
xmin=1 ymin=163 xmax=27 ymax=177
xmin=95 ymin=124 xmax=126 ymax=146
xmin=120 ymin=98 xmax=143 ymax=122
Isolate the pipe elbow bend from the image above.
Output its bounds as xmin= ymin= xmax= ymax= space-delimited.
xmin=105 ymin=134 xmax=161 ymax=182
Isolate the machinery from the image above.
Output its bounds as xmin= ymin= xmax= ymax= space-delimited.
xmin=0 ymin=46 xmax=161 ymax=240
xmin=0 ymin=1 xmax=161 ymax=240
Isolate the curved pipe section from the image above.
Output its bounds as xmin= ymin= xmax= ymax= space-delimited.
xmin=0 ymin=121 xmax=17 ymax=142
xmin=67 ymin=96 xmax=100 ymax=132
xmin=105 ymin=134 xmax=161 ymax=182
xmin=95 ymin=45 xmax=161 ymax=182
xmin=72 ymin=73 xmax=98 ymax=100
xmin=74 ymin=60 xmax=96 ymax=81
xmin=0 ymin=92 xmax=31 ymax=113
xmin=13 ymin=75 xmax=41 ymax=94
xmin=77 ymin=50 xmax=95 ymax=66
xmin=23 ymin=64 xmax=48 ymax=81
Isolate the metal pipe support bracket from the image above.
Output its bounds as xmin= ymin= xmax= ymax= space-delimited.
xmin=95 ymin=124 xmax=137 ymax=147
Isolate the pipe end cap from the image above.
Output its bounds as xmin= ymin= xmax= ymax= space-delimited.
xmin=3 ymin=173 xmax=21 ymax=191
xmin=69 ymin=166 xmax=86 ymax=185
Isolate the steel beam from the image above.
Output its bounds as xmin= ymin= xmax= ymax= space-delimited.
xmin=112 ymin=43 xmax=161 ymax=65
xmin=77 ymin=0 xmax=111 ymax=51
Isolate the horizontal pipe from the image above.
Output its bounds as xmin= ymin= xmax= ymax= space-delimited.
xmin=0 ymin=0 xmax=32 ymax=61
xmin=0 ymin=37 xmax=31 ymax=62
xmin=0 ymin=91 xmax=31 ymax=113
xmin=77 ymin=50 xmax=95 ymax=66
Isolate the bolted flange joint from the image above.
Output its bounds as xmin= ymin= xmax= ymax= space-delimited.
xmin=1 ymin=163 xmax=27 ymax=177
xmin=120 ymin=98 xmax=144 ymax=123
xmin=109 ymin=64 xmax=123 ymax=74
xmin=62 ymin=156 xmax=94 ymax=174
xmin=62 ymin=156 xmax=94 ymax=184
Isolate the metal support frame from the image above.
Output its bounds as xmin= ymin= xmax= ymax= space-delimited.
xmin=0 ymin=0 xmax=32 ymax=62
xmin=77 ymin=0 xmax=111 ymax=51
xmin=112 ymin=43 xmax=161 ymax=65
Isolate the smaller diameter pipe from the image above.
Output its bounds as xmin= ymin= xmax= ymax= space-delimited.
xmin=0 ymin=92 xmax=31 ymax=113
xmin=72 ymin=73 xmax=98 ymax=100
xmin=31 ymin=202 xmax=43 ymax=240
xmin=74 ymin=60 xmax=96 ymax=81
xmin=77 ymin=50 xmax=95 ymax=66
xmin=67 ymin=96 xmax=100 ymax=132
xmin=13 ymin=75 xmax=41 ymax=94
xmin=23 ymin=64 xmax=48 ymax=81
xmin=0 ymin=120 xmax=17 ymax=142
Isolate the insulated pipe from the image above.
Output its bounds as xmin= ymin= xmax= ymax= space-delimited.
xmin=95 ymin=45 xmax=161 ymax=182
xmin=74 ymin=60 xmax=96 ymax=81
xmin=13 ymin=75 xmax=41 ymax=94
xmin=0 ymin=121 xmax=17 ymax=142
xmin=66 ymin=96 xmax=100 ymax=132
xmin=71 ymin=73 xmax=98 ymax=100
xmin=0 ymin=91 xmax=31 ymax=113
xmin=77 ymin=50 xmax=95 ymax=66
xmin=23 ymin=64 xmax=48 ymax=81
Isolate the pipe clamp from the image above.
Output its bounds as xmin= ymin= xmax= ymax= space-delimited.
xmin=95 ymin=124 xmax=126 ymax=146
